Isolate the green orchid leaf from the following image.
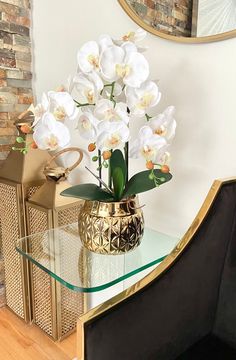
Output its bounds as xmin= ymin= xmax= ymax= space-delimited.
xmin=123 ymin=169 xmax=172 ymax=198
xmin=61 ymin=183 xmax=115 ymax=202
xmin=110 ymin=149 xmax=127 ymax=183
xmin=112 ymin=167 xmax=125 ymax=201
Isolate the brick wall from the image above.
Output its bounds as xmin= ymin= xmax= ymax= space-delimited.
xmin=128 ymin=0 xmax=193 ymax=37
xmin=0 ymin=0 xmax=33 ymax=307
xmin=0 ymin=0 xmax=33 ymax=160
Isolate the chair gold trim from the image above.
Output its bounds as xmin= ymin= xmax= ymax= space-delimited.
xmin=76 ymin=177 xmax=236 ymax=359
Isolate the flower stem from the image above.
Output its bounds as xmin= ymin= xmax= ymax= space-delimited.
xmin=108 ymin=150 xmax=113 ymax=189
xmin=145 ymin=113 xmax=152 ymax=121
xmin=100 ymin=82 xmax=116 ymax=96
xmin=98 ymin=150 xmax=102 ymax=187
xmin=74 ymin=100 xmax=95 ymax=107
xmin=85 ymin=166 xmax=113 ymax=194
xmin=124 ymin=142 xmax=129 ymax=185
xmin=109 ymin=81 xmax=116 ymax=108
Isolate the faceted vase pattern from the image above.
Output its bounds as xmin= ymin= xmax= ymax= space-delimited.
xmin=79 ymin=197 xmax=144 ymax=255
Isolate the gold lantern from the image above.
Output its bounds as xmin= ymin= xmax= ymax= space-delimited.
xmin=26 ymin=147 xmax=85 ymax=340
xmin=0 ymin=114 xmax=55 ymax=321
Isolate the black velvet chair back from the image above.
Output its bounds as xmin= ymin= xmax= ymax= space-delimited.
xmin=213 ymin=185 xmax=236 ymax=346
xmin=83 ymin=181 xmax=236 ymax=360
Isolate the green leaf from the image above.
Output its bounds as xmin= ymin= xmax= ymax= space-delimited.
xmin=61 ymin=183 xmax=115 ymax=202
xmin=110 ymin=149 xmax=127 ymax=183
xmin=112 ymin=167 xmax=125 ymax=201
xmin=123 ymin=169 xmax=172 ymax=198
xmin=16 ymin=136 xmax=25 ymax=144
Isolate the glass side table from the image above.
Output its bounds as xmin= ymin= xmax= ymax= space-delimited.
xmin=16 ymin=223 xmax=178 ymax=340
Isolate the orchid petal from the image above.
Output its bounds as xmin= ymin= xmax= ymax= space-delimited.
xmin=121 ymin=41 xmax=137 ymax=54
xmin=77 ymin=111 xmax=98 ymax=141
xmin=97 ymin=121 xmax=130 ymax=150
xmin=48 ymin=91 xmax=77 ymax=121
xmin=98 ymin=34 xmax=113 ymax=53
xmin=94 ymin=99 xmax=129 ymax=124
xmin=126 ymin=81 xmax=161 ymax=116
xmin=77 ymin=41 xmax=100 ymax=73
xmin=130 ymin=125 xmax=167 ymax=162
xmin=149 ymin=106 xmax=177 ymax=143
xmin=134 ymin=28 xmax=147 ymax=42
xmin=33 ymin=113 xmax=70 ymax=150
xmin=100 ymin=45 xmax=125 ymax=82
xmin=123 ymin=52 xmax=149 ymax=87
xmin=73 ymin=71 xmax=103 ymax=104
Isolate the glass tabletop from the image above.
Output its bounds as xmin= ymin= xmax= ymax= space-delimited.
xmin=16 ymin=223 xmax=178 ymax=293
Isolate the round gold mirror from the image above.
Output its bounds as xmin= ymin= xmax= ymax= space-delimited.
xmin=118 ymin=0 xmax=236 ymax=43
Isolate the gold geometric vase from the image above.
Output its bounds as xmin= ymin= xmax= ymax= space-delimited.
xmin=79 ymin=196 xmax=145 ymax=255
xmin=0 ymin=116 xmax=55 ymax=321
xmin=26 ymin=147 xmax=85 ymax=340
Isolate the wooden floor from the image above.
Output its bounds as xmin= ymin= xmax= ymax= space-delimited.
xmin=0 ymin=307 xmax=77 ymax=360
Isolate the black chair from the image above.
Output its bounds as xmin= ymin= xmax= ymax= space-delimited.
xmin=77 ymin=178 xmax=236 ymax=360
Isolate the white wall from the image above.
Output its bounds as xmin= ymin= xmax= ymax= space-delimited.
xmin=32 ymin=0 xmax=236 ymax=238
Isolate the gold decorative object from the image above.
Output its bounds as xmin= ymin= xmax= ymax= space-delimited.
xmin=79 ymin=196 xmax=144 ymax=255
xmin=0 ymin=114 xmax=55 ymax=322
xmin=26 ymin=147 xmax=85 ymax=340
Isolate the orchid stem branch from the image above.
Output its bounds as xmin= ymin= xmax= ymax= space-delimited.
xmin=100 ymin=82 xmax=116 ymax=96
xmin=124 ymin=142 xmax=129 ymax=185
xmin=85 ymin=166 xmax=113 ymax=194
xmin=98 ymin=150 xmax=102 ymax=188
xmin=74 ymin=100 xmax=95 ymax=107
xmin=145 ymin=113 xmax=152 ymax=121
xmin=108 ymin=150 xmax=113 ymax=189
xmin=109 ymin=81 xmax=116 ymax=108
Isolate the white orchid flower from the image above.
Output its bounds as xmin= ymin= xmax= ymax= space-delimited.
xmin=77 ymin=111 xmax=99 ymax=141
xmin=98 ymin=34 xmax=113 ymax=53
xmin=77 ymin=41 xmax=100 ymax=73
xmin=157 ymin=150 xmax=171 ymax=166
xmin=33 ymin=113 xmax=70 ymax=150
xmin=31 ymin=93 xmax=49 ymax=127
xmin=94 ymin=99 xmax=129 ymax=124
xmin=97 ymin=121 xmax=130 ymax=150
xmin=130 ymin=126 xmax=167 ymax=163
xmin=56 ymin=75 xmax=74 ymax=94
xmin=125 ymin=81 xmax=161 ymax=117
xmin=73 ymin=71 xmax=103 ymax=105
xmin=114 ymin=28 xmax=148 ymax=52
xmin=100 ymin=44 xmax=149 ymax=87
xmin=149 ymin=106 xmax=176 ymax=143
xmin=121 ymin=41 xmax=137 ymax=54
xmin=48 ymin=91 xmax=78 ymax=121
xmin=77 ymin=36 xmax=114 ymax=75
xmin=122 ymin=28 xmax=147 ymax=43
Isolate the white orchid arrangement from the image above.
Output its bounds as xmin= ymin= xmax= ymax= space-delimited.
xmin=15 ymin=29 xmax=176 ymax=202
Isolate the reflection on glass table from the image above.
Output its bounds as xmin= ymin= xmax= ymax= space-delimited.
xmin=16 ymin=223 xmax=178 ymax=293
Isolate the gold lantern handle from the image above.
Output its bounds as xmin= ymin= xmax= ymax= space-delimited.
xmin=44 ymin=147 xmax=84 ymax=176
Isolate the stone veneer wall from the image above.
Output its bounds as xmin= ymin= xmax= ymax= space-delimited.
xmin=0 ymin=0 xmax=33 ymax=307
xmin=128 ymin=0 xmax=193 ymax=37
xmin=0 ymin=218 xmax=4 ymax=308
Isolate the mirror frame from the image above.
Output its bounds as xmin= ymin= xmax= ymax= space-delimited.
xmin=118 ymin=0 xmax=236 ymax=43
